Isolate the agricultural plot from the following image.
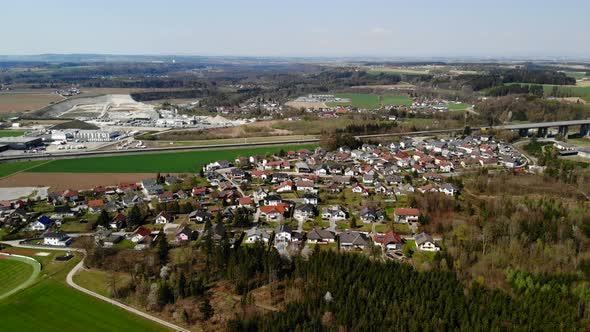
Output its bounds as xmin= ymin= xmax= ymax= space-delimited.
xmin=327 ymin=93 xmax=411 ymax=108
xmin=0 ymin=160 xmax=47 ymax=178
xmin=27 ymin=144 xmax=316 ymax=173
xmin=0 ymin=89 xmax=64 ymax=113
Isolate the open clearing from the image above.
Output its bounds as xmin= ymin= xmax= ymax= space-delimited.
xmin=0 ymin=173 xmax=157 ymax=191
xmin=0 ymin=89 xmax=64 ymax=113
xmin=326 ymin=93 xmax=412 ymax=108
xmin=285 ymin=100 xmax=327 ymax=109
xmin=144 ymin=135 xmax=317 ymax=148
xmin=0 ymin=255 xmax=39 ymax=300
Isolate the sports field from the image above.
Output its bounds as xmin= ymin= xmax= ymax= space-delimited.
xmin=25 ymin=144 xmax=317 ymax=174
xmin=0 ymin=255 xmax=39 ymax=300
xmin=327 ymin=93 xmax=412 ymax=108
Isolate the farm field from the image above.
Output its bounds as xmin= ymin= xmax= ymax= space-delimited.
xmin=0 ymin=160 xmax=48 ymax=178
xmin=0 ymin=130 xmax=25 ymax=137
xmin=326 ymin=93 xmax=412 ymax=108
xmin=144 ymin=135 xmax=318 ymax=148
xmin=0 ymin=89 xmax=64 ymax=113
xmin=0 ymin=172 xmax=157 ymax=191
xmin=26 ymin=144 xmax=316 ymax=173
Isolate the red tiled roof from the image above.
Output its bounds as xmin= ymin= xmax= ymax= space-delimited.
xmin=394 ymin=208 xmax=420 ymax=216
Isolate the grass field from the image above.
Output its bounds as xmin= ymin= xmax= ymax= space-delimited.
xmin=0 ymin=130 xmax=25 ymax=137
xmin=0 ymin=160 xmax=47 ymax=178
xmin=562 ymin=71 xmax=588 ymax=80
xmin=27 ymin=144 xmax=316 ymax=173
xmin=326 ymin=93 xmax=412 ymax=108
xmin=447 ymin=103 xmax=471 ymax=111
xmin=505 ymin=83 xmax=590 ymax=102
xmin=0 ymin=249 xmax=169 ymax=331
xmin=0 ymin=257 xmax=35 ymax=298
xmin=0 ymin=279 xmax=168 ymax=332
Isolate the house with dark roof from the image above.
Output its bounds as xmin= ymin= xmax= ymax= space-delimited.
xmin=306 ymin=228 xmax=335 ymax=244
xmin=414 ymin=232 xmax=440 ymax=251
xmin=29 ymin=216 xmax=55 ymax=231
xmin=340 ymin=231 xmax=370 ymax=250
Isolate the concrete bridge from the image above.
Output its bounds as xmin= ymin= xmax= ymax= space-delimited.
xmin=485 ymin=120 xmax=590 ymax=137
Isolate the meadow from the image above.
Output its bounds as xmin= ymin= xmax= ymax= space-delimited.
xmin=26 ymin=144 xmax=317 ymax=174
xmin=0 ymin=89 xmax=64 ymax=113
xmin=326 ymin=93 xmax=412 ymax=108
xmin=447 ymin=103 xmax=471 ymax=111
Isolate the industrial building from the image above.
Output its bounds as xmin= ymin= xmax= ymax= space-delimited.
xmin=0 ymin=137 xmax=43 ymax=150
xmin=73 ymin=130 xmax=120 ymax=142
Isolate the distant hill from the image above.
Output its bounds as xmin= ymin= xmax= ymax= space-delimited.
xmin=51 ymin=120 xmax=99 ymax=130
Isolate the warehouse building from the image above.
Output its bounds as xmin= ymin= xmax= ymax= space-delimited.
xmin=0 ymin=137 xmax=43 ymax=150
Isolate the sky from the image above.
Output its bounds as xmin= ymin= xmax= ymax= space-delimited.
xmin=1 ymin=0 xmax=589 ymax=58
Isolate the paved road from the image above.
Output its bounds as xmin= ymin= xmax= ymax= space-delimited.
xmin=2 ymin=239 xmax=190 ymax=332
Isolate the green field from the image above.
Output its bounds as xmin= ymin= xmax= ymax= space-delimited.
xmin=327 ymin=93 xmax=412 ymax=108
xmin=447 ymin=103 xmax=471 ymax=111
xmin=0 ymin=279 xmax=168 ymax=332
xmin=505 ymin=83 xmax=590 ymax=102
xmin=0 ymin=257 xmax=36 ymax=299
xmin=0 ymin=130 xmax=25 ymax=137
xmin=0 ymin=249 xmax=169 ymax=331
xmin=562 ymin=71 xmax=588 ymax=80
xmin=0 ymin=160 xmax=47 ymax=178
xmin=27 ymin=144 xmax=316 ymax=173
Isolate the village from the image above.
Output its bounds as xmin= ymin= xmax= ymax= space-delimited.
xmin=0 ymin=133 xmax=526 ymax=263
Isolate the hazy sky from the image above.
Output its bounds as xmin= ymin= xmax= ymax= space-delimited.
xmin=2 ymin=0 xmax=588 ymax=57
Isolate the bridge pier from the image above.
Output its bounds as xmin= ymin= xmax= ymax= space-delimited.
xmin=580 ymin=124 xmax=590 ymax=137
xmin=518 ymin=128 xmax=529 ymax=137
xmin=537 ymin=127 xmax=548 ymax=138
xmin=558 ymin=125 xmax=569 ymax=137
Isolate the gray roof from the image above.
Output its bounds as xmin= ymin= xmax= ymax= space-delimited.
xmin=414 ymin=232 xmax=434 ymax=246
xmin=339 ymin=231 xmax=369 ymax=246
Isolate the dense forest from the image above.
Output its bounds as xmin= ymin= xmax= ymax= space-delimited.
xmin=228 ymin=251 xmax=585 ymax=331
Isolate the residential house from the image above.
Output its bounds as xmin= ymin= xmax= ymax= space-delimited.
xmin=188 ymin=210 xmax=211 ymax=223
xmin=175 ymin=225 xmax=197 ymax=243
xmin=303 ymin=193 xmax=318 ymax=205
xmin=414 ymin=232 xmax=440 ymax=251
xmin=293 ymin=204 xmax=316 ymax=222
xmin=275 ymin=224 xmax=292 ymax=243
xmin=130 ymin=226 xmax=152 ymax=243
xmin=245 ymin=227 xmax=271 ymax=244
xmin=440 ymin=183 xmax=458 ymax=196
xmin=29 ymin=216 xmax=55 ymax=231
xmin=394 ymin=208 xmax=420 ymax=224
xmin=43 ymin=231 xmax=72 ymax=246
xmin=340 ymin=231 xmax=370 ymax=250
xmin=373 ymin=231 xmax=403 ymax=250
xmin=155 ymin=211 xmax=173 ymax=224
xmin=306 ymin=228 xmax=336 ymax=244
xmin=321 ymin=205 xmax=347 ymax=220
